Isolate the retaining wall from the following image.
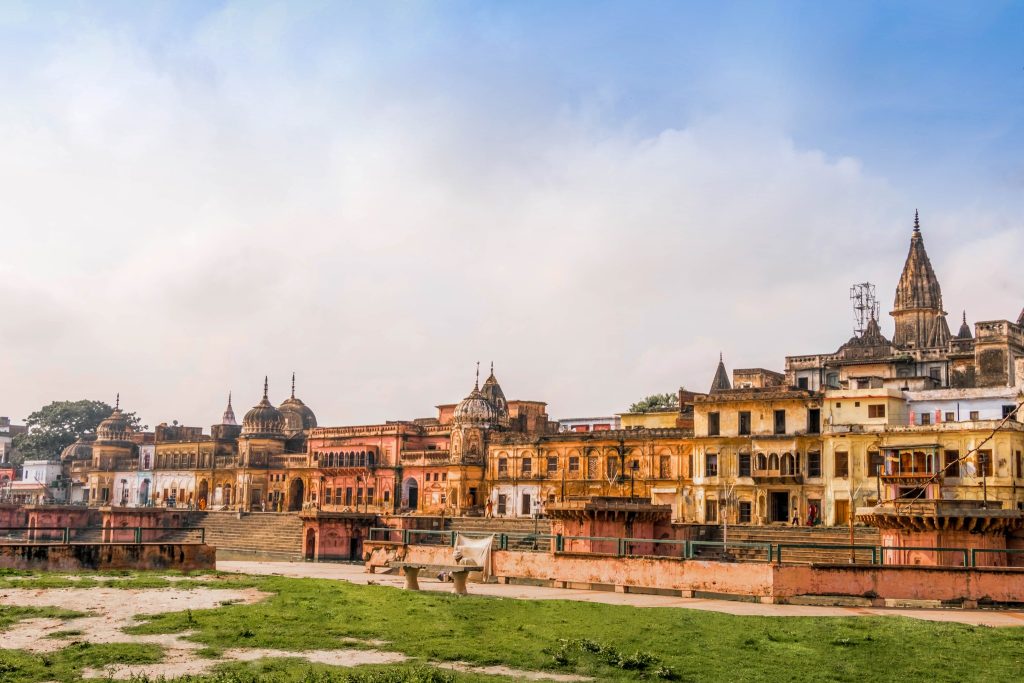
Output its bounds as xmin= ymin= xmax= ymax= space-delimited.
xmin=366 ymin=541 xmax=1024 ymax=605
xmin=0 ymin=543 xmax=216 ymax=571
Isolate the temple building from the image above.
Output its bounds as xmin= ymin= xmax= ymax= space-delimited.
xmin=786 ymin=212 xmax=1024 ymax=390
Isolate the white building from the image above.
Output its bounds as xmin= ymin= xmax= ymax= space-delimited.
xmin=7 ymin=459 xmax=63 ymax=503
xmin=557 ymin=416 xmax=620 ymax=433
xmin=905 ymin=387 xmax=1023 ymax=426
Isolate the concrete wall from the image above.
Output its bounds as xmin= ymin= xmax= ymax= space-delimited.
xmin=0 ymin=543 xmax=215 ymax=571
xmin=367 ymin=542 xmax=1024 ymax=605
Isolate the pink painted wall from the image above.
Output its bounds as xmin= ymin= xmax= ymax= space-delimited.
xmin=879 ymin=528 xmax=1009 ymax=567
xmin=0 ymin=543 xmax=215 ymax=571
xmin=365 ymin=542 xmax=1024 ymax=604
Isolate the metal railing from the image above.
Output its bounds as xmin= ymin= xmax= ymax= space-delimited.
xmin=366 ymin=526 xmax=1024 ymax=568
xmin=0 ymin=526 xmax=206 ymax=545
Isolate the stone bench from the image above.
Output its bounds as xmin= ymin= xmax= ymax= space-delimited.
xmin=390 ymin=562 xmax=482 ymax=595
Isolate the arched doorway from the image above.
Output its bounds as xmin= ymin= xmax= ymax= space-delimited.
xmin=402 ymin=477 xmax=418 ymax=510
xmin=305 ymin=528 xmax=316 ymax=561
xmin=197 ymin=480 xmax=209 ymax=507
xmin=138 ymin=479 xmax=150 ymax=506
xmin=288 ymin=478 xmax=305 ymax=512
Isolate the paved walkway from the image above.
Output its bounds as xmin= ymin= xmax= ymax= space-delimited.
xmin=217 ymin=560 xmax=1024 ymax=628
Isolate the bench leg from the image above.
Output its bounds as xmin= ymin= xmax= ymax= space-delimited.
xmin=403 ymin=567 xmax=421 ymax=591
xmin=451 ymin=570 xmax=469 ymax=595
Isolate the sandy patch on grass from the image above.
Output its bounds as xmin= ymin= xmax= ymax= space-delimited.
xmin=0 ymin=583 xmax=591 ymax=681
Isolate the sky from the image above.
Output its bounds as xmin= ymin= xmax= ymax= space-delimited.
xmin=1 ymin=1 xmax=1023 ymax=429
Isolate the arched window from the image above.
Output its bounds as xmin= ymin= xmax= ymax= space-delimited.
xmin=781 ymin=453 xmax=794 ymax=476
xmin=768 ymin=453 xmax=779 ymax=471
xmin=756 ymin=453 xmax=767 ymax=470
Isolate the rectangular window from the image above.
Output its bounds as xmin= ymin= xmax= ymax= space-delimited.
xmin=868 ymin=404 xmax=886 ymax=418
xmin=797 ymin=377 xmax=809 ymax=390
xmin=834 ymin=452 xmax=849 ymax=478
xmin=325 ymin=488 xmax=333 ymax=504
xmin=970 ymin=410 xmax=980 ymax=420
xmin=568 ymin=456 xmax=580 ymax=473
xmin=335 ymin=487 xmax=342 ymax=502
xmin=944 ymin=450 xmax=960 ymax=477
xmin=1017 ymin=450 xmax=1023 ymax=479
xmin=344 ymin=488 xmax=353 ymax=505
xmin=704 ymin=499 xmax=718 ymax=522
xmin=497 ymin=494 xmax=507 ymax=515
xmin=707 ymin=412 xmax=720 ymax=436
xmin=738 ymin=411 xmax=751 ymax=435
xmin=498 ymin=458 xmax=508 ymax=476
xmin=521 ymin=458 xmax=532 ymax=475
xmin=808 ymin=451 xmax=821 ymax=478
xmin=920 ymin=412 xmax=931 ymax=425
xmin=547 ymin=456 xmax=558 ymax=474
xmin=738 ymin=453 xmax=751 ymax=477
xmin=807 ymin=408 xmax=821 ymax=434
xmin=441 ymin=472 xmax=447 ymax=481
xmin=356 ymin=488 xmax=363 ymax=505
xmin=945 ymin=411 xmax=955 ymax=422
xmin=868 ymin=450 xmax=884 ymax=476
xmin=705 ymin=453 xmax=718 ymax=478
xmin=367 ymin=488 xmax=374 ymax=504
xmin=1003 ymin=405 xmax=1017 ymax=419
xmin=978 ymin=450 xmax=992 ymax=477
xmin=659 ymin=455 xmax=671 ymax=478
xmin=929 ymin=367 xmax=942 ymax=381
xmin=606 ymin=457 xmax=619 ymax=479
xmin=687 ymin=453 xmax=694 ymax=479
xmin=774 ymin=410 xmax=786 ymax=435
xmin=738 ymin=501 xmax=752 ymax=524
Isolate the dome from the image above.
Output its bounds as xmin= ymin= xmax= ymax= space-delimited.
xmin=454 ymin=367 xmax=497 ymax=427
xmin=454 ymin=388 xmax=496 ymax=426
xmin=96 ymin=396 xmax=134 ymax=443
xmin=61 ymin=433 xmax=96 ymax=461
xmin=242 ymin=378 xmax=285 ymax=437
xmin=278 ymin=373 xmax=317 ymax=433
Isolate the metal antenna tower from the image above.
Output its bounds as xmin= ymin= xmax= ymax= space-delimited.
xmin=849 ymin=282 xmax=878 ymax=336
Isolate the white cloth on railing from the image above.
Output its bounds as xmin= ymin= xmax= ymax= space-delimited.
xmin=454 ymin=533 xmax=493 ymax=579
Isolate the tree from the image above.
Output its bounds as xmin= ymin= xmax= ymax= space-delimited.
xmin=11 ymin=400 xmax=145 ymax=464
xmin=628 ymin=391 xmax=681 ymax=414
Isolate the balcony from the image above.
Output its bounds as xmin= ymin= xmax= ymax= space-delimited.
xmin=400 ymin=449 xmax=450 ymax=462
xmin=751 ymin=471 xmax=803 ymax=485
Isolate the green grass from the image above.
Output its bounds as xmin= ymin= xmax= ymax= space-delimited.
xmin=0 ymin=642 xmax=164 ymax=683
xmin=123 ymin=574 xmax=1024 ymax=682
xmin=0 ymin=606 xmax=88 ymax=629
xmin=2 ymin=571 xmax=1024 ymax=681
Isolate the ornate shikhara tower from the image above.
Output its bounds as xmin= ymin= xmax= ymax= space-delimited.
xmin=890 ymin=211 xmax=952 ymax=349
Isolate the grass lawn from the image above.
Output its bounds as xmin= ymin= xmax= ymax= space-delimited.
xmin=1 ymin=570 xmax=1023 ymax=681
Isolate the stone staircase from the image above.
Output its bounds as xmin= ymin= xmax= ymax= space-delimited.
xmin=701 ymin=525 xmax=881 ymax=565
xmin=448 ymin=517 xmax=553 ymax=551
xmin=183 ymin=511 xmax=304 ymax=560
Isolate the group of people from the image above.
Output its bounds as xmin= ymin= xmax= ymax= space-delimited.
xmin=792 ymin=502 xmax=821 ymax=526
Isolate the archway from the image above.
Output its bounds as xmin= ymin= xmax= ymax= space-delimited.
xmin=138 ymin=479 xmax=150 ymax=506
xmin=197 ymin=480 xmax=209 ymax=507
xmin=304 ymin=528 xmax=316 ymax=561
xmin=288 ymin=478 xmax=305 ymax=512
xmin=402 ymin=477 xmax=419 ymax=510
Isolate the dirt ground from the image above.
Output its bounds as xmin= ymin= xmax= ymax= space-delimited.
xmin=0 ymin=583 xmax=587 ymax=681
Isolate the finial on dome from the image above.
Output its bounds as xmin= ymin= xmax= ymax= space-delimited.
xmin=227 ymin=391 xmax=233 ymax=408
xmin=475 ymin=362 xmax=480 ymax=390
xmin=490 ymin=361 xmax=494 ymax=375
xmin=291 ymin=372 xmax=296 ymax=399
xmin=913 ymin=209 xmax=920 ymax=233
xmin=263 ymin=376 xmax=269 ymax=400
xmin=963 ymin=310 xmax=967 ymax=325
xmin=115 ymin=393 xmax=120 ymax=410
xmin=719 ymin=352 xmax=723 ymax=363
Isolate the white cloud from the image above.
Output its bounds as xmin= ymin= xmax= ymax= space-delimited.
xmin=1 ymin=6 xmax=1021 ymax=430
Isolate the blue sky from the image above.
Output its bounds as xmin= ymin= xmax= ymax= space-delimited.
xmin=1 ymin=2 xmax=1022 ymax=427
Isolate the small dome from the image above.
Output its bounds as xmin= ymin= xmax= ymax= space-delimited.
xmin=96 ymin=397 xmax=134 ymax=443
xmin=61 ymin=433 xmax=96 ymax=461
xmin=454 ymin=369 xmax=497 ymax=427
xmin=278 ymin=373 xmax=318 ymax=433
xmin=242 ymin=378 xmax=285 ymax=437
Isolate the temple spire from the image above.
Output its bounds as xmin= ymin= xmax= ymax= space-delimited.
xmin=291 ymin=372 xmax=296 ymax=399
xmin=263 ymin=376 xmax=269 ymax=400
xmin=114 ymin=393 xmax=120 ymax=411
xmin=710 ymin=354 xmax=731 ymax=393
xmin=222 ymin=392 xmax=237 ymax=426
xmin=891 ymin=211 xmax=951 ymax=349
xmin=957 ymin=310 xmax=973 ymax=340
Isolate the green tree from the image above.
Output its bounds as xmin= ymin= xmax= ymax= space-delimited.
xmin=628 ymin=391 xmax=681 ymax=414
xmin=11 ymin=400 xmax=145 ymax=464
